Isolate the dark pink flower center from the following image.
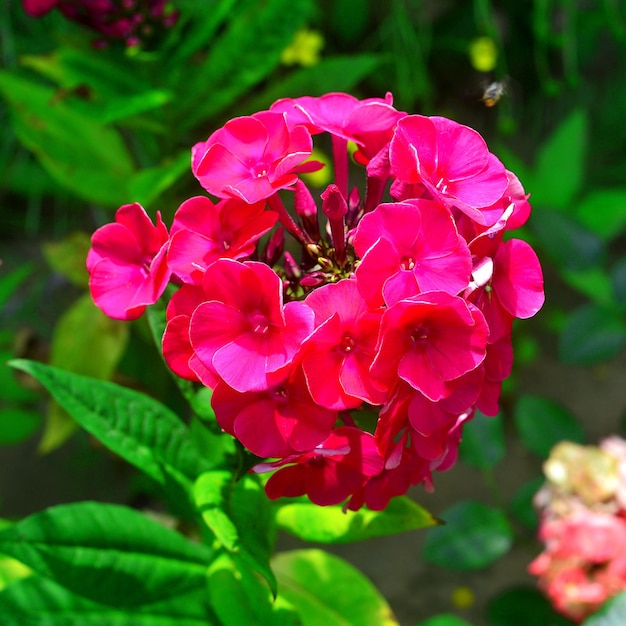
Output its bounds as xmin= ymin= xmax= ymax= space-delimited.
xmin=340 ymin=334 xmax=356 ymax=353
xmin=400 ymin=256 xmax=415 ymax=270
xmin=250 ymin=312 xmax=270 ymax=334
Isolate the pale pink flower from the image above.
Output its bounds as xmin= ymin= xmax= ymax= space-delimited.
xmin=188 ymin=259 xmax=314 ymax=392
xmin=389 ymin=115 xmax=509 ymax=225
xmin=87 ymin=202 xmax=171 ymax=321
xmin=191 ymin=111 xmax=319 ymax=204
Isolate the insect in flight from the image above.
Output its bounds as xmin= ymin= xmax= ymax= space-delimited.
xmin=481 ymin=79 xmax=508 ymax=107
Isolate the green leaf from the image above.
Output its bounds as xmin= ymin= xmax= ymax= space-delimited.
xmin=559 ymin=303 xmax=626 ymax=365
xmin=0 ymin=355 xmax=37 ymax=403
xmin=514 ymin=394 xmax=584 ymax=457
xmin=243 ymin=54 xmax=381 ymax=114
xmin=207 ymin=553 xmax=300 ymax=626
xmin=509 ymin=476 xmax=543 ymax=530
xmin=561 ymin=267 xmax=615 ymax=307
xmin=272 ymin=549 xmax=399 ymax=626
xmin=0 ymin=407 xmax=41 ymax=445
xmin=194 ymin=471 xmax=276 ymax=595
xmin=459 ymin=410 xmax=505 ymax=470
xmin=9 ymin=359 xmax=211 ymax=487
xmin=39 ymin=294 xmax=129 ymax=453
xmin=276 ymin=496 xmax=436 ymax=544
xmin=575 ymin=188 xmax=626 ymax=241
xmin=0 ymin=263 xmax=33 ymax=310
xmin=422 ymin=501 xmax=513 ymax=571
xmin=488 ymin=586 xmax=572 ymax=626
xmin=417 ymin=615 xmax=473 ymax=626
xmin=0 ymin=71 xmax=135 ymax=207
xmin=0 ymin=502 xmax=213 ymax=607
xmin=530 ymin=209 xmax=604 ymax=271
xmin=583 ymin=591 xmax=626 ymax=625
xmin=0 ymin=575 xmax=217 ymax=625
xmin=0 ymin=555 xmax=31 ymax=592
xmin=176 ymin=0 xmax=313 ymax=129
xmin=531 ymin=109 xmax=587 ymax=209
xmin=42 ymin=232 xmax=91 ymax=288
xmin=611 ymin=257 xmax=626 ymax=310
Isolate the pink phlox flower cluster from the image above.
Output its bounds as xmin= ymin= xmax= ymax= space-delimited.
xmin=530 ymin=439 xmax=626 ymax=622
xmin=21 ymin=0 xmax=179 ymax=48
xmin=86 ymin=91 xmax=544 ymax=511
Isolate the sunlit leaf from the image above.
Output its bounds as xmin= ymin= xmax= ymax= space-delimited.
xmin=0 ymin=502 xmax=213 ymax=606
xmin=422 ymin=501 xmax=513 ymax=571
xmin=276 ymin=496 xmax=436 ymax=544
xmin=273 ymin=549 xmax=399 ymax=626
xmin=514 ymin=394 xmax=584 ymax=457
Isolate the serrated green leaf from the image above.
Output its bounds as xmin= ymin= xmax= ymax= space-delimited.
xmin=514 ymin=394 xmax=584 ymax=457
xmin=0 ymin=71 xmax=135 ymax=207
xmin=0 ymin=502 xmax=213 ymax=607
xmin=207 ymin=553 xmax=300 ymax=626
xmin=531 ymin=109 xmax=587 ymax=209
xmin=583 ymin=591 xmax=626 ymax=625
xmin=9 ymin=359 xmax=211 ymax=486
xmin=488 ymin=586 xmax=571 ymax=626
xmin=459 ymin=411 xmax=505 ymax=470
xmin=273 ymin=549 xmax=399 ymax=626
xmin=176 ymin=0 xmax=313 ymax=129
xmin=422 ymin=501 xmax=513 ymax=571
xmin=194 ymin=471 xmax=276 ymax=595
xmin=276 ymin=496 xmax=436 ymax=544
xmin=0 ymin=575 xmax=217 ymax=625
xmin=575 ymin=188 xmax=626 ymax=241
xmin=559 ymin=303 xmax=626 ymax=365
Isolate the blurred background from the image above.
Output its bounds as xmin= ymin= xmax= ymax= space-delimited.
xmin=2 ymin=1 xmax=626 ymax=624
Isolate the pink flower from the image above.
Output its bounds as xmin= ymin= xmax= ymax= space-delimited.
xmin=389 ymin=115 xmax=509 ymax=225
xmin=167 ymin=196 xmax=276 ymax=285
xmin=257 ymin=426 xmax=384 ymax=507
xmin=211 ymin=364 xmax=337 ymax=459
xmin=353 ymin=199 xmax=472 ymax=307
xmin=188 ymin=259 xmax=314 ymax=392
xmin=87 ymin=202 xmax=171 ymax=320
xmin=21 ymin=0 xmax=57 ymax=16
xmin=301 ymin=279 xmax=386 ymax=410
xmin=370 ymin=291 xmax=489 ymax=401
xmin=191 ymin=111 xmax=319 ymax=204
xmin=271 ymin=92 xmax=405 ymax=165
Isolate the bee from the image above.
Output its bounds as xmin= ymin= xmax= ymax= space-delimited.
xmin=481 ymin=79 xmax=508 ymax=107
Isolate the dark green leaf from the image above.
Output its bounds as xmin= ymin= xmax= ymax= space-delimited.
xmin=0 ymin=355 xmax=37 ymax=404
xmin=276 ymin=496 xmax=436 ymax=544
xmin=194 ymin=472 xmax=276 ymax=595
xmin=0 ymin=575 xmax=217 ymax=625
xmin=9 ymin=359 xmax=211 ymax=486
xmin=514 ymin=394 xmax=584 ymax=457
xmin=561 ymin=268 xmax=614 ymax=307
xmin=422 ymin=501 xmax=513 ymax=571
xmin=575 ymin=188 xmax=626 ymax=241
xmin=0 ymin=263 xmax=33 ymax=310
xmin=532 ymin=109 xmax=587 ymax=210
xmin=0 ymin=502 xmax=213 ymax=607
xmin=459 ymin=410 xmax=505 ymax=470
xmin=0 ymin=407 xmax=41 ymax=445
xmin=559 ymin=303 xmax=626 ymax=365
xmin=583 ymin=591 xmax=626 ymax=625
xmin=42 ymin=232 xmax=91 ymax=288
xmin=611 ymin=257 xmax=626 ymax=309
xmin=509 ymin=476 xmax=543 ymax=530
xmin=207 ymin=553 xmax=300 ymax=626
xmin=272 ymin=549 xmax=399 ymax=626
xmin=530 ymin=209 xmax=604 ymax=271
xmin=488 ymin=586 xmax=571 ymax=626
